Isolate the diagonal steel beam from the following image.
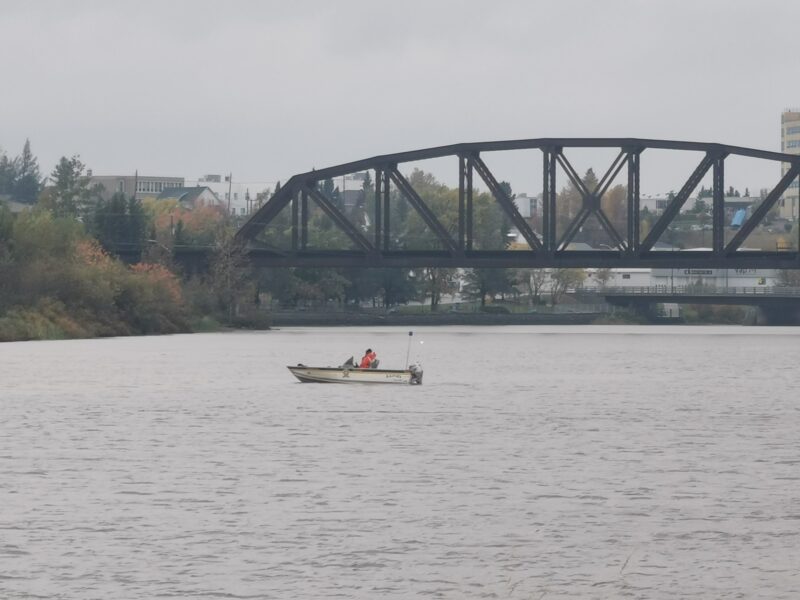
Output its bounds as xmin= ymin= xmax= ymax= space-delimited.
xmin=726 ymin=164 xmax=800 ymax=254
xmin=594 ymin=208 xmax=627 ymax=250
xmin=556 ymin=152 xmax=592 ymax=198
xmin=471 ymin=154 xmax=542 ymax=250
xmin=389 ymin=168 xmax=459 ymax=253
xmin=557 ymin=206 xmax=592 ymax=250
xmin=555 ymin=149 xmax=630 ymax=251
xmin=594 ymin=150 xmax=628 ymax=199
xmin=305 ymin=184 xmax=376 ymax=253
xmin=236 ymin=181 xmax=296 ymax=242
xmin=639 ymin=152 xmax=717 ymax=253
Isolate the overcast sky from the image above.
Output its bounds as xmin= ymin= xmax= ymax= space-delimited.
xmin=2 ymin=0 xmax=799 ymax=196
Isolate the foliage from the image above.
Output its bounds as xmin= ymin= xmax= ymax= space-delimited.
xmin=776 ymin=270 xmax=800 ymax=287
xmin=419 ymin=267 xmax=458 ymax=310
xmin=0 ymin=211 xmax=189 ymax=341
xmin=13 ymin=140 xmax=42 ymax=204
xmin=39 ymin=155 xmax=98 ymax=218
xmin=0 ymin=140 xmax=42 ymax=203
xmin=556 ymin=168 xmax=628 ymax=248
xmin=594 ymin=268 xmax=613 ymax=288
xmin=144 ymin=198 xmax=227 ymax=249
xmin=90 ymin=192 xmax=148 ymax=252
xmin=462 ymin=268 xmax=513 ymax=307
xmin=550 ymin=268 xmax=586 ymax=305
xmin=207 ymin=226 xmax=254 ymax=322
xmin=512 ymin=268 xmax=548 ymax=305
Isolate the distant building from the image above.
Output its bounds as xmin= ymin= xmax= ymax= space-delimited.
xmin=640 ymin=195 xmax=670 ymax=216
xmin=156 ymin=186 xmax=221 ymax=209
xmin=780 ymin=109 xmax=800 ymax=219
xmin=87 ymin=172 xmax=185 ymax=202
xmin=185 ymin=175 xmax=274 ymax=216
xmin=513 ymin=193 xmax=539 ymax=218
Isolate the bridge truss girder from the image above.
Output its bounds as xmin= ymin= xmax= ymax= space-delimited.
xmin=236 ymin=138 xmax=800 ymax=269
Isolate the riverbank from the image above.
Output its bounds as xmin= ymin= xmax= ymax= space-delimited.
xmin=268 ymin=310 xmax=632 ymax=327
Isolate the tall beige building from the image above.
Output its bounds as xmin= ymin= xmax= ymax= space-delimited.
xmin=780 ymin=109 xmax=800 ymax=219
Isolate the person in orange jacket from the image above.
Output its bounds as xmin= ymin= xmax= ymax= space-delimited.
xmin=359 ymin=349 xmax=376 ymax=368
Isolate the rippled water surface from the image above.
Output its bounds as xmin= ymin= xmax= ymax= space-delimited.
xmin=3 ymin=326 xmax=800 ymax=598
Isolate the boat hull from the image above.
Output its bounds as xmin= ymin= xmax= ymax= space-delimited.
xmin=288 ymin=365 xmax=420 ymax=384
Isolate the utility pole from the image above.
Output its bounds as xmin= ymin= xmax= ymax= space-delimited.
xmin=226 ymin=173 xmax=233 ymax=215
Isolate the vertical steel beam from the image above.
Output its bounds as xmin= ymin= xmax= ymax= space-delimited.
xmin=374 ymin=168 xmax=382 ymax=250
xmin=382 ymin=169 xmax=391 ymax=251
xmin=466 ymin=156 xmax=474 ymax=251
xmin=712 ymin=155 xmax=725 ymax=255
xmin=542 ymin=148 xmax=557 ymax=253
xmin=626 ymin=151 xmax=640 ymax=254
xmin=291 ymin=188 xmax=299 ymax=251
xmin=458 ymin=156 xmax=466 ymax=251
xmin=300 ymin=188 xmax=308 ymax=250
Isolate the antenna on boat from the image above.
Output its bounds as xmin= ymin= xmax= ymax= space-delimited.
xmin=405 ymin=331 xmax=413 ymax=367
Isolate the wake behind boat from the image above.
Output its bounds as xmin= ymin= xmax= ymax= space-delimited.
xmin=288 ymin=358 xmax=423 ymax=385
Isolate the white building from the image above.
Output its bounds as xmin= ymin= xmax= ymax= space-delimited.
xmin=780 ymin=109 xmax=800 ymax=220
xmin=513 ymin=193 xmax=539 ymax=218
xmin=185 ymin=175 xmax=275 ymax=216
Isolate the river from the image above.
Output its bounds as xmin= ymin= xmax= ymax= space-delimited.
xmin=2 ymin=326 xmax=799 ymax=598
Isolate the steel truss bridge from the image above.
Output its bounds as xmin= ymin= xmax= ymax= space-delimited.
xmin=235 ymin=138 xmax=800 ymax=269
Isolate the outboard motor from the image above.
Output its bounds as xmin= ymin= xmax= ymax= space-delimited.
xmin=408 ymin=363 xmax=423 ymax=385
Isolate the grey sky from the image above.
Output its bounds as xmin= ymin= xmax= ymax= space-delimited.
xmin=2 ymin=0 xmax=799 ymax=196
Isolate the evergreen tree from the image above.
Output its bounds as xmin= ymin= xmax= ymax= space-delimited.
xmin=90 ymin=192 xmax=147 ymax=252
xmin=0 ymin=152 xmax=17 ymax=196
xmin=41 ymin=155 xmax=94 ymax=217
xmin=12 ymin=139 xmax=42 ymax=203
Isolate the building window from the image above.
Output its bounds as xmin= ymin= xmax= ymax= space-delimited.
xmin=118 ymin=180 xmax=125 ymax=193
xmin=786 ymin=140 xmax=800 ymax=148
xmin=622 ymin=273 xmax=631 ymax=279
xmin=787 ymin=126 xmax=800 ymax=135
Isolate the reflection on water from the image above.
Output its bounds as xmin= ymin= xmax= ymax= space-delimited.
xmin=2 ymin=326 xmax=800 ymax=598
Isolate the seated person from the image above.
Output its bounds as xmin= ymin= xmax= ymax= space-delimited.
xmin=358 ymin=348 xmax=375 ymax=369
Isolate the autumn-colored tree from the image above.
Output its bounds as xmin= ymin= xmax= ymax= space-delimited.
xmin=550 ymin=268 xmax=586 ymax=305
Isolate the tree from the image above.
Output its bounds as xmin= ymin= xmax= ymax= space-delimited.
xmin=462 ymin=268 xmax=512 ymax=307
xmin=11 ymin=140 xmax=42 ymax=203
xmin=40 ymin=155 xmax=95 ymax=218
xmin=776 ymin=270 xmax=800 ymax=287
xmin=208 ymin=226 xmax=253 ymax=323
xmin=550 ymin=268 xmax=586 ymax=305
xmin=556 ymin=168 xmax=611 ymax=245
xmin=0 ymin=152 xmax=17 ymax=196
xmin=593 ymin=268 xmax=613 ymax=289
xmin=513 ymin=268 xmax=548 ymax=306
xmin=90 ymin=192 xmax=147 ymax=253
xmin=376 ymin=268 xmax=417 ymax=309
xmin=420 ymin=267 xmax=458 ymax=311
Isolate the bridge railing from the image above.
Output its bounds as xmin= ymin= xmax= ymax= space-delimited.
xmin=597 ymin=285 xmax=800 ymax=297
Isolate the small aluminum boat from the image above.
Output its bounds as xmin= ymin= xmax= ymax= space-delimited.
xmin=288 ymin=362 xmax=423 ymax=384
